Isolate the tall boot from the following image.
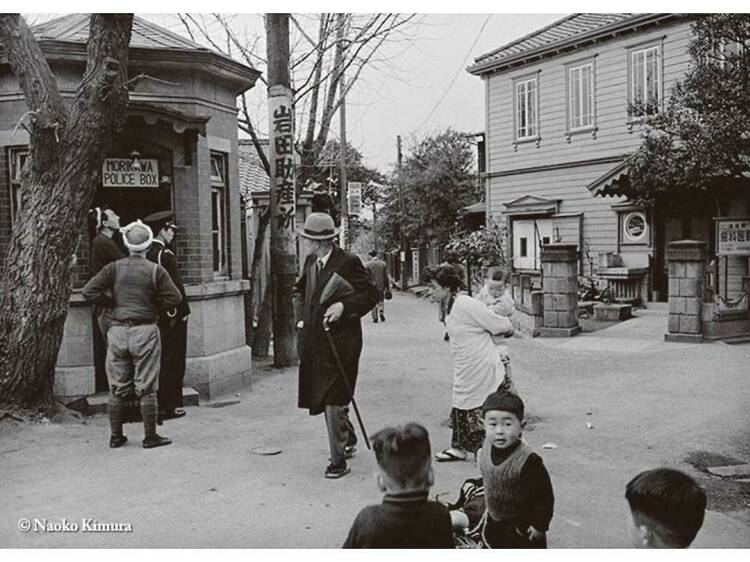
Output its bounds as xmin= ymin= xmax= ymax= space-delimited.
xmin=141 ymin=393 xmax=171 ymax=449
xmin=108 ymin=394 xmax=128 ymax=448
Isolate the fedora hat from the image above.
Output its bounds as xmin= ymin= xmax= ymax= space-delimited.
xmin=298 ymin=212 xmax=340 ymax=240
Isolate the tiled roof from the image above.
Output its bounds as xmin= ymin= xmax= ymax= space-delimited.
xmin=469 ymin=13 xmax=656 ymax=74
xmin=238 ymin=140 xmax=270 ymax=201
xmin=31 ymin=14 xmax=211 ymax=53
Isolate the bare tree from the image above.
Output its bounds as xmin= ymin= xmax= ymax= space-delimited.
xmin=0 ymin=14 xmax=133 ymax=412
xmin=175 ymin=13 xmax=418 ymax=349
xmin=177 ymin=13 xmax=418 ymax=188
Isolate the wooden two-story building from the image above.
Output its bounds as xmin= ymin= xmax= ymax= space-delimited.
xmin=469 ymin=13 xmax=749 ymax=304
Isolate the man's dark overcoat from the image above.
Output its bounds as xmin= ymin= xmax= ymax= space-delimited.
xmin=293 ymin=245 xmax=379 ymax=415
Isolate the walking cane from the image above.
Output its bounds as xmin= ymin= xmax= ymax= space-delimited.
xmin=323 ymin=323 xmax=371 ymax=450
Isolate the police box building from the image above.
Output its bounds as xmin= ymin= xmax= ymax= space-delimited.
xmin=0 ymin=15 xmax=261 ymax=399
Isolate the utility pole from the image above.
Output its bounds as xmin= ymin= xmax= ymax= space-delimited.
xmin=265 ymin=13 xmax=296 ymax=367
xmin=397 ymin=135 xmax=408 ymax=291
xmin=339 ymin=66 xmax=348 ymax=249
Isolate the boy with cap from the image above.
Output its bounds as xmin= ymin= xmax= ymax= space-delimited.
xmin=343 ymin=423 xmax=454 ymax=548
xmin=144 ymin=210 xmax=191 ymax=422
xmin=452 ymin=391 xmax=554 ymax=548
xmin=83 ymin=220 xmax=182 ymax=449
xmin=625 ymin=467 xmax=707 ymax=548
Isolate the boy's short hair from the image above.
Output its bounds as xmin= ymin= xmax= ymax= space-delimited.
xmin=371 ymin=423 xmax=432 ymax=488
xmin=625 ymin=468 xmax=707 ymax=548
xmin=485 ymin=266 xmax=510 ymax=284
xmin=481 ymin=391 xmax=524 ymax=421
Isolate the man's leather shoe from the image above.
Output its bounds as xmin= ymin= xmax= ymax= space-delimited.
xmin=109 ymin=435 xmax=127 ymax=448
xmin=142 ymin=435 xmax=172 ymax=449
xmin=324 ymin=463 xmax=350 ymax=479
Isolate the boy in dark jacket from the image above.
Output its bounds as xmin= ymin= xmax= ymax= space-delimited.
xmin=343 ymin=423 xmax=454 ymax=548
xmin=453 ymin=391 xmax=554 ymax=548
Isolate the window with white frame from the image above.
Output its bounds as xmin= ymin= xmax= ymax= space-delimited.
xmin=630 ymin=45 xmax=661 ymax=118
xmin=568 ymin=62 xmax=594 ymax=130
xmin=8 ymin=147 xmax=29 ymax=221
xmin=210 ymin=152 xmax=228 ymax=276
xmin=711 ymin=39 xmax=744 ymax=69
xmin=515 ymin=76 xmax=538 ymax=140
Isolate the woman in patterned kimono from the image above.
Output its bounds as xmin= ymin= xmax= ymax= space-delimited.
xmin=427 ymin=265 xmax=514 ymax=462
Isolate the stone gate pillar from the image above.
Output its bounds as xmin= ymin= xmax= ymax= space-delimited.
xmin=541 ymin=244 xmax=581 ymax=337
xmin=665 ymin=240 xmax=707 ymax=343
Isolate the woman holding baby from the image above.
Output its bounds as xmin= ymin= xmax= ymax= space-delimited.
xmin=427 ymin=265 xmax=514 ymax=462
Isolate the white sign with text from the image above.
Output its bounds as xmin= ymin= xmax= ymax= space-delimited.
xmin=102 ymin=158 xmax=159 ymax=188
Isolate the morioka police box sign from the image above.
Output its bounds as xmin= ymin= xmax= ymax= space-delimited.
xmin=102 ymin=158 xmax=159 ymax=188
xmin=716 ymin=218 xmax=750 ymax=256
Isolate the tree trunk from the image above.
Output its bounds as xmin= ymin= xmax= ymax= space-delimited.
xmin=245 ymin=207 xmax=271 ymax=346
xmin=0 ymin=14 xmax=133 ymax=410
xmin=252 ymin=285 xmax=273 ymax=359
xmin=298 ymin=14 xmax=328 ymax=189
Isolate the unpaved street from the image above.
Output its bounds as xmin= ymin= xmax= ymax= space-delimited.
xmin=1 ymin=293 xmax=749 ymax=548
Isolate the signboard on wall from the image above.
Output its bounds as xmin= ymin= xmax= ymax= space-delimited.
xmin=716 ymin=218 xmax=750 ymax=256
xmin=411 ymin=248 xmax=420 ymax=283
xmin=348 ymin=182 xmax=362 ymax=215
xmin=102 ymin=158 xmax=159 ymax=188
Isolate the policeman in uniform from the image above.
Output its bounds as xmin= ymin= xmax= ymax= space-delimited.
xmin=144 ymin=210 xmax=191 ymax=422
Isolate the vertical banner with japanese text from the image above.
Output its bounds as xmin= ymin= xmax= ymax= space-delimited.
xmin=268 ymin=85 xmax=296 ymax=237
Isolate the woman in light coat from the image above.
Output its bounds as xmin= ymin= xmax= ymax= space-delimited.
xmin=427 ymin=265 xmax=514 ymax=462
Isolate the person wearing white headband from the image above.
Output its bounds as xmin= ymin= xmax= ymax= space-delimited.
xmin=83 ymin=219 xmax=182 ymax=450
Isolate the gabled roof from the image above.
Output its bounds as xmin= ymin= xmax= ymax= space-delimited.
xmin=587 ymin=158 xmax=633 ymax=197
xmin=502 ymin=194 xmax=559 ymax=216
xmin=468 ymin=13 xmax=679 ymax=75
xmin=238 ymin=139 xmax=270 ymax=201
xmin=32 ymin=14 xmax=211 ymax=53
xmin=17 ymin=14 xmax=261 ymax=95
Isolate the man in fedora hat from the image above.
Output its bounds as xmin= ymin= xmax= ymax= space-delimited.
xmin=144 ymin=210 xmax=191 ymax=422
xmin=83 ymin=220 xmax=182 ymax=449
xmin=293 ymin=212 xmax=380 ymax=478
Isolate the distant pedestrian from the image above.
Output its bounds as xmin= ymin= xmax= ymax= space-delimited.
xmin=625 ymin=468 xmax=706 ymax=548
xmin=343 ymin=423 xmax=454 ymax=548
xmin=145 ymin=210 xmax=190 ymax=422
xmin=451 ymin=391 xmax=554 ymax=548
xmin=365 ymin=250 xmax=391 ymax=323
xmin=87 ymin=206 xmax=125 ymax=392
xmin=426 ymin=265 xmax=513 ymax=462
xmin=83 ymin=220 xmax=182 ymax=449
xmin=293 ymin=213 xmax=380 ymax=479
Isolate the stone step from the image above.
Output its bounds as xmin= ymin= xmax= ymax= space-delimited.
xmin=82 ymin=387 xmax=200 ymax=416
xmin=707 ymin=464 xmax=750 ymax=478
xmin=721 ymin=335 xmax=750 ymax=345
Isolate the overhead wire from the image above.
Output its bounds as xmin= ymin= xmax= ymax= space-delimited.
xmin=411 ymin=14 xmax=492 ymax=134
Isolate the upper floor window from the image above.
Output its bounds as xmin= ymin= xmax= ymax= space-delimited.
xmin=630 ymin=45 xmax=661 ymax=118
xmin=710 ymin=39 xmax=744 ymax=69
xmin=514 ymin=75 xmax=538 ymax=141
xmin=568 ymin=62 xmax=595 ymax=131
xmin=8 ymin=147 xmax=29 ymax=222
xmin=210 ymin=152 xmax=228 ymax=276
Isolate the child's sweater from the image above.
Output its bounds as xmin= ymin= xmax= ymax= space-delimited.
xmin=478 ymin=440 xmax=554 ymax=533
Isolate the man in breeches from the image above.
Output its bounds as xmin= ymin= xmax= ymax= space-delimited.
xmin=83 ymin=220 xmax=182 ymax=449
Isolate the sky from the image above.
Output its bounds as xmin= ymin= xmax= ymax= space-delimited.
xmin=17 ymin=3 xmax=736 ymax=175
xmin=138 ymin=13 xmax=565 ymax=173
